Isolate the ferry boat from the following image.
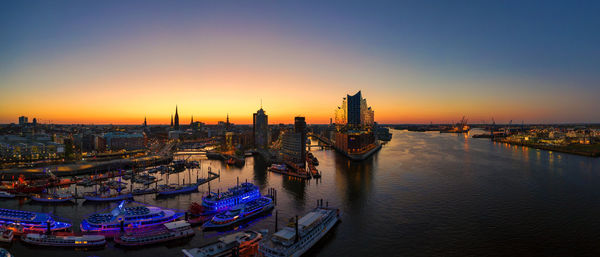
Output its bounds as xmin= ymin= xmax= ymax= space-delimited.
xmin=31 ymin=192 xmax=74 ymax=203
xmin=259 ymin=206 xmax=340 ymax=257
xmin=157 ymin=184 xmax=198 ymax=197
xmin=0 ymin=208 xmax=71 ymax=234
xmin=182 ymin=230 xmax=262 ymax=257
xmin=22 ymin=234 xmax=106 ymax=248
xmin=203 ymin=197 xmax=274 ymax=229
xmin=0 ymin=192 xmax=14 ymax=199
xmin=83 ymin=192 xmax=133 ymax=202
xmin=114 ymin=220 xmax=194 ymax=246
xmin=0 ymin=227 xmax=13 ymax=243
xmin=80 ymin=201 xmax=183 ymax=235
xmin=202 ymin=182 xmax=260 ymax=213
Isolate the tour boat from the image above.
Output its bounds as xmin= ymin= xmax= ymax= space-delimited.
xmin=267 ymin=164 xmax=288 ymax=173
xmin=0 ymin=227 xmax=13 ymax=243
xmin=157 ymin=184 xmax=198 ymax=197
xmin=30 ymin=192 xmax=74 ymax=203
xmin=182 ymin=230 xmax=262 ymax=257
xmin=114 ymin=220 xmax=194 ymax=246
xmin=80 ymin=201 xmax=184 ymax=235
xmin=259 ymin=206 xmax=340 ymax=257
xmin=22 ymin=234 xmax=106 ymax=248
xmin=0 ymin=192 xmax=14 ymax=199
xmin=202 ymin=182 xmax=261 ymax=213
xmin=83 ymin=192 xmax=133 ymax=202
xmin=203 ymin=197 xmax=274 ymax=229
xmin=0 ymin=208 xmax=71 ymax=234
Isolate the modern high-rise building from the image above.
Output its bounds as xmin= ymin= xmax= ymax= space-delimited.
xmin=294 ymin=116 xmax=307 ymax=166
xmin=334 ymin=91 xmax=374 ymax=128
xmin=332 ymin=91 xmax=380 ymax=160
xmin=253 ymin=108 xmax=269 ymax=150
xmin=18 ymin=116 xmax=28 ymax=126
xmin=347 ymin=91 xmax=362 ymax=126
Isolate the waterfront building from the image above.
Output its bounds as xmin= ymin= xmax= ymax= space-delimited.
xmin=332 ymin=91 xmax=380 ymax=160
xmin=253 ymin=108 xmax=269 ymax=150
xmin=0 ymin=135 xmax=64 ymax=162
xmin=281 ymin=131 xmax=303 ymax=164
xmin=295 ymin=117 xmax=307 ymax=165
xmin=104 ymin=132 xmax=145 ymax=151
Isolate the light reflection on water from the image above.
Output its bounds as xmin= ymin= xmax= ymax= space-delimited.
xmin=2 ymin=129 xmax=599 ymax=257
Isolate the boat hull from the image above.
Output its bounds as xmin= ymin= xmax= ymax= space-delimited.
xmin=83 ymin=194 xmax=133 ymax=202
xmin=30 ymin=196 xmax=73 ymax=203
xmin=157 ymin=185 xmax=198 ymax=197
xmin=203 ymin=202 xmax=274 ymax=229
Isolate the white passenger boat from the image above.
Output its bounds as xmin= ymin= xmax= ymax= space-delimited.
xmin=21 ymin=234 xmax=106 ymax=248
xmin=259 ymin=206 xmax=340 ymax=257
xmin=114 ymin=220 xmax=194 ymax=246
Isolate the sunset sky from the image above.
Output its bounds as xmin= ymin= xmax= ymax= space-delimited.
xmin=1 ymin=1 xmax=599 ymax=125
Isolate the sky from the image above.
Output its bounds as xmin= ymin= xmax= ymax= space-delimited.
xmin=1 ymin=0 xmax=599 ymax=125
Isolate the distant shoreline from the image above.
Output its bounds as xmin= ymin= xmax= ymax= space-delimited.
xmin=492 ymin=139 xmax=600 ymax=158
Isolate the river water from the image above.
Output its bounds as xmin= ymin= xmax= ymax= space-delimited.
xmin=2 ymin=129 xmax=600 ymax=256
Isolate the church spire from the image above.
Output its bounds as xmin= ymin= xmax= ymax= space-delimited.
xmin=143 ymin=116 xmax=147 ymax=127
xmin=174 ymin=105 xmax=180 ymax=130
xmin=190 ymin=115 xmax=194 ymax=125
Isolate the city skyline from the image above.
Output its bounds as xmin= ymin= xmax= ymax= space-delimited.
xmin=2 ymin=1 xmax=600 ymax=124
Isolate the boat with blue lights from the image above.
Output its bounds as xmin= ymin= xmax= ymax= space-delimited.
xmin=22 ymin=234 xmax=106 ymax=248
xmin=0 ymin=208 xmax=71 ymax=234
xmin=83 ymin=192 xmax=133 ymax=202
xmin=114 ymin=220 xmax=194 ymax=247
xmin=80 ymin=201 xmax=184 ymax=236
xmin=202 ymin=182 xmax=260 ymax=213
xmin=203 ymin=196 xmax=274 ymax=229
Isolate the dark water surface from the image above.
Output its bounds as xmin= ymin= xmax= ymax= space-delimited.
xmin=2 ymin=129 xmax=600 ymax=256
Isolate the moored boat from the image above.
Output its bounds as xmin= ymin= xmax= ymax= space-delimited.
xmin=114 ymin=220 xmax=194 ymax=246
xmin=157 ymin=184 xmax=198 ymax=197
xmin=0 ymin=208 xmax=71 ymax=234
xmin=21 ymin=234 xmax=106 ymax=248
xmin=259 ymin=206 xmax=340 ymax=257
xmin=0 ymin=192 xmax=14 ymax=199
xmin=182 ymin=230 xmax=262 ymax=257
xmin=203 ymin=197 xmax=274 ymax=229
xmin=80 ymin=200 xmax=184 ymax=235
xmin=83 ymin=192 xmax=133 ymax=202
xmin=31 ymin=192 xmax=74 ymax=203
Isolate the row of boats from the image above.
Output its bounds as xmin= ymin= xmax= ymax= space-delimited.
xmin=0 ymin=180 xmax=340 ymax=257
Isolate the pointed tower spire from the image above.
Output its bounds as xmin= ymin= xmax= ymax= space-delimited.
xmin=190 ymin=115 xmax=194 ymax=125
xmin=143 ymin=116 xmax=147 ymax=127
xmin=174 ymin=105 xmax=180 ymax=130
xmin=170 ymin=114 xmax=173 ymax=127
